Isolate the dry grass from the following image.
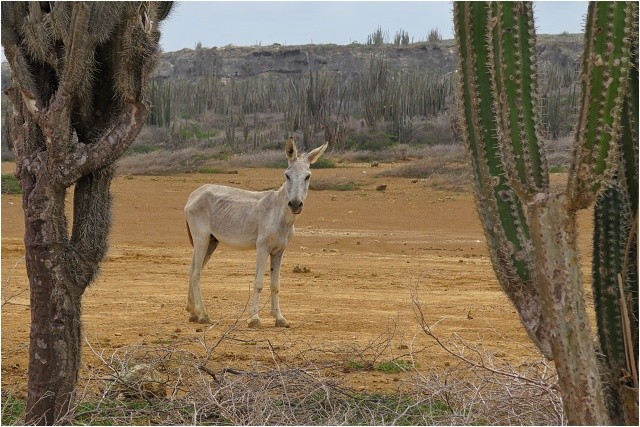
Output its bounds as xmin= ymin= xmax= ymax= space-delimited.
xmin=2 ymin=306 xmax=563 ymax=426
xmin=378 ymin=145 xmax=472 ymax=192
xmin=227 ymin=150 xmax=287 ymax=169
xmin=116 ymin=147 xmax=227 ymax=176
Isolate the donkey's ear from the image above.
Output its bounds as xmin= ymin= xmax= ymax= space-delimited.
xmin=307 ymin=142 xmax=328 ymax=164
xmin=285 ymin=137 xmax=298 ymax=161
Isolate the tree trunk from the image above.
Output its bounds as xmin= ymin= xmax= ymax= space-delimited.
xmin=2 ymin=3 xmax=172 ymax=424
xmin=18 ymin=156 xmax=114 ymax=424
xmin=25 ymin=247 xmax=82 ymax=425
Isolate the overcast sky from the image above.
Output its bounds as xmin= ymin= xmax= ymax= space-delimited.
xmin=0 ymin=1 xmax=588 ymax=61
xmin=159 ymin=1 xmax=588 ymax=51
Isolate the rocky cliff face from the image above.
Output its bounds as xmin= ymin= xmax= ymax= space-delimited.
xmin=154 ymin=34 xmax=582 ymax=80
xmin=2 ymin=34 xmax=582 ymax=86
xmin=156 ymin=41 xmax=459 ymax=80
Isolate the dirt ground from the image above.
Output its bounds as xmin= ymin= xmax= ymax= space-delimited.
xmin=1 ymin=160 xmax=594 ymax=398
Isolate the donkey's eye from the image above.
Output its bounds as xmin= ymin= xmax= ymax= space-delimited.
xmin=304 ymin=174 xmax=311 ymax=181
xmin=285 ymin=173 xmax=291 ymax=180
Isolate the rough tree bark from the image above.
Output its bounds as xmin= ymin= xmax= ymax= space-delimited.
xmin=1 ymin=2 xmax=172 ymax=424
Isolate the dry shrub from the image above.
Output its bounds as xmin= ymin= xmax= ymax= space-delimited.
xmin=378 ymin=145 xmax=472 ymax=192
xmin=1 ymin=310 xmax=563 ymax=426
xmin=227 ymin=150 xmax=287 ymax=169
xmin=411 ymin=293 xmax=564 ymax=425
xmin=116 ymin=147 xmax=224 ymax=176
xmin=544 ymin=136 xmax=572 ymax=172
xmin=133 ymin=126 xmax=175 ymax=149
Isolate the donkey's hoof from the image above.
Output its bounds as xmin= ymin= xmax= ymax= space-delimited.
xmin=189 ymin=314 xmax=211 ymax=324
xmin=275 ymin=318 xmax=290 ymax=328
xmin=248 ymin=318 xmax=261 ymax=328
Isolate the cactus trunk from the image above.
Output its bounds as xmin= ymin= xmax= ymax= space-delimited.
xmin=452 ymin=2 xmax=640 ymax=424
xmin=454 ymin=2 xmax=553 ymax=358
xmin=591 ymin=4 xmax=639 ymax=423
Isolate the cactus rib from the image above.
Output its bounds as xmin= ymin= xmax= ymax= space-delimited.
xmin=492 ymin=2 xmax=548 ymax=195
xmin=568 ymin=1 xmax=635 ymax=210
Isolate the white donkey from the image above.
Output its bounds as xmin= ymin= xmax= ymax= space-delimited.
xmin=184 ymin=137 xmax=328 ymax=327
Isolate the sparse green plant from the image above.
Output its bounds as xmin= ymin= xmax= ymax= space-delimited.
xmin=310 ymin=179 xmax=360 ymax=192
xmin=1 ymin=173 xmax=21 ymax=194
xmin=124 ymin=145 xmax=160 ymax=156
xmin=376 ymin=359 xmax=413 ymax=373
xmin=310 ymin=157 xmax=336 ymax=169
xmin=198 ymin=167 xmax=225 ymax=174
xmin=1 ymin=394 xmax=26 ymax=425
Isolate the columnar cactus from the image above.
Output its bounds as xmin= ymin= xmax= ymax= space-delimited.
xmin=454 ymin=1 xmax=638 ymax=425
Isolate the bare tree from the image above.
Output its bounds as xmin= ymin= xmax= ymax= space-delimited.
xmin=1 ymin=2 xmax=172 ymax=424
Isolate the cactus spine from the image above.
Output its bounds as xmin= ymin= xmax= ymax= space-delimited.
xmin=454 ymin=1 xmax=638 ymax=424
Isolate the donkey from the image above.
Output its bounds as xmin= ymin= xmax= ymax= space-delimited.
xmin=184 ymin=137 xmax=328 ymax=327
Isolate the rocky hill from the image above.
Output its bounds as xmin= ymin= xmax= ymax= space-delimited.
xmin=155 ymin=33 xmax=583 ymax=81
xmin=156 ymin=41 xmax=458 ymax=80
xmin=2 ymin=34 xmax=582 ymax=89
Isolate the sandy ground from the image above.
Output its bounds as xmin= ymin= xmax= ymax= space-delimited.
xmin=1 ymin=161 xmax=594 ymax=398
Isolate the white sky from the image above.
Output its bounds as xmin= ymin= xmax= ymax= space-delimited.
xmin=159 ymin=1 xmax=588 ymax=51
xmin=0 ymin=1 xmax=588 ymax=60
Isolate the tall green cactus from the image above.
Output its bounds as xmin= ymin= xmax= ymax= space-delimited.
xmin=454 ymin=2 xmax=638 ymax=425
xmin=591 ymin=4 xmax=639 ymax=424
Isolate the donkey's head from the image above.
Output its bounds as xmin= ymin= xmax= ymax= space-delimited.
xmin=284 ymin=137 xmax=328 ymax=215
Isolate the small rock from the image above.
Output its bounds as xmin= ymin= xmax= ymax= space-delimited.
xmin=371 ymin=162 xmax=379 ymax=167
xmin=376 ymin=184 xmax=387 ymax=191
xmin=411 ymin=179 xmax=418 ymax=183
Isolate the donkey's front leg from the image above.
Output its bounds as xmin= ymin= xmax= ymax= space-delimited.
xmin=270 ymin=249 xmax=290 ymax=328
xmin=248 ymin=246 xmax=269 ymax=328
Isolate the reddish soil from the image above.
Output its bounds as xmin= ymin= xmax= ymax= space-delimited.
xmin=1 ymin=161 xmax=594 ymax=398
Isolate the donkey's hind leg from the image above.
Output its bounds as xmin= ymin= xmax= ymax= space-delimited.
xmin=187 ymin=233 xmax=216 ymax=324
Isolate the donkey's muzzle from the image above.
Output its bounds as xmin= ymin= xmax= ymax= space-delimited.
xmin=288 ymin=200 xmax=303 ymax=214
